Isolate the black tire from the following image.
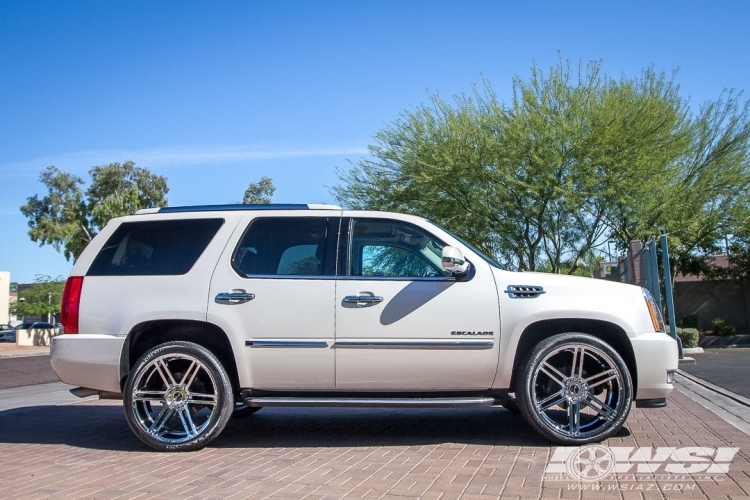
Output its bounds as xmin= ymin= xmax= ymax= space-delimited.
xmin=516 ymin=333 xmax=633 ymax=445
xmin=123 ymin=341 xmax=234 ymax=452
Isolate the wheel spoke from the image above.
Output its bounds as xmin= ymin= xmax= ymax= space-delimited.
xmin=187 ymin=392 xmax=217 ymax=406
xmin=148 ymin=406 xmax=174 ymax=436
xmin=134 ymin=390 xmax=168 ymax=402
xmin=570 ymin=346 xmax=580 ymax=377
xmin=538 ymin=391 xmax=566 ymax=411
xmin=155 ymin=358 xmax=177 ymax=386
xmin=568 ymin=401 xmax=581 ymax=434
xmin=540 ymin=362 xmax=567 ymax=387
xmin=177 ymin=406 xmax=198 ymax=438
xmin=586 ymin=369 xmax=618 ymax=390
xmin=582 ymin=393 xmax=618 ymax=421
xmin=179 ymin=360 xmax=201 ymax=387
xmin=571 ymin=347 xmax=586 ymax=377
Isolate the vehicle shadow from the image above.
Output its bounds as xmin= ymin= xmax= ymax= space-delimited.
xmin=0 ymin=404 xmax=550 ymax=451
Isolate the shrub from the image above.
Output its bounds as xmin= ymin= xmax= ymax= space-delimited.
xmin=675 ymin=328 xmax=699 ymax=348
xmin=680 ymin=314 xmax=701 ymax=330
xmin=711 ymin=318 xmax=737 ymax=337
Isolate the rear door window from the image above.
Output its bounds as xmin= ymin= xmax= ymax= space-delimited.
xmin=87 ymin=219 xmax=225 ymax=276
xmin=232 ymin=217 xmax=337 ymax=277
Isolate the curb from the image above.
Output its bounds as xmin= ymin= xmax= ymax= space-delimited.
xmin=699 ymin=334 xmax=750 ymax=348
xmin=0 ymin=349 xmax=50 ymax=359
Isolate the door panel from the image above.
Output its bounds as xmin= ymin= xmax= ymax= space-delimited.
xmin=334 ymin=218 xmax=501 ymax=390
xmin=208 ymin=214 xmax=338 ymax=390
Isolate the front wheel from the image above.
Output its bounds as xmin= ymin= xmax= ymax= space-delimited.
xmin=124 ymin=341 xmax=234 ymax=452
xmin=516 ymin=333 xmax=633 ymax=445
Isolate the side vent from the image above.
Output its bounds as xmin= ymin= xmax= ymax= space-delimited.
xmin=504 ymin=285 xmax=545 ymax=299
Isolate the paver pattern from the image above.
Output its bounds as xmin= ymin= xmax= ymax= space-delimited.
xmin=0 ymin=390 xmax=748 ymax=499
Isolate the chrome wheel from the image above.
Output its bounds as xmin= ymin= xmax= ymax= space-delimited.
xmin=124 ymin=341 xmax=233 ymax=451
xmin=517 ymin=333 xmax=632 ymax=444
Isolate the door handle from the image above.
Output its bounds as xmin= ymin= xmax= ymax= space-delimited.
xmin=344 ymin=295 xmax=384 ymax=306
xmin=216 ymin=291 xmax=255 ymax=304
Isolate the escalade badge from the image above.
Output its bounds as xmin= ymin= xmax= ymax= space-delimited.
xmin=451 ymin=331 xmax=494 ymax=336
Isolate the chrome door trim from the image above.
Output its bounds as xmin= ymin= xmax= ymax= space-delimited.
xmin=216 ymin=291 xmax=256 ymax=303
xmin=338 ymin=276 xmax=455 ymax=282
xmin=245 ymin=340 xmax=330 ymax=348
xmin=343 ymin=295 xmax=384 ymax=304
xmin=332 ymin=340 xmax=494 ymax=350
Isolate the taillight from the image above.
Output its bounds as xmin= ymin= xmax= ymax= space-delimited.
xmin=61 ymin=276 xmax=84 ymax=334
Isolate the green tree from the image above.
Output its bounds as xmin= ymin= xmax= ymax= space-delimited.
xmin=21 ymin=161 xmax=169 ymax=261
xmin=243 ymin=176 xmax=275 ymax=204
xmin=332 ymin=57 xmax=750 ymax=275
xmin=11 ymin=275 xmax=66 ymax=321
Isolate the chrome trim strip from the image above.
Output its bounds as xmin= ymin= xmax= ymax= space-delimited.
xmin=338 ymin=276 xmax=455 ymax=282
xmin=332 ymin=340 xmax=494 ymax=350
xmin=244 ymin=397 xmax=497 ymax=408
xmin=240 ymin=274 xmax=337 ymax=280
xmin=246 ymin=340 xmax=329 ymax=348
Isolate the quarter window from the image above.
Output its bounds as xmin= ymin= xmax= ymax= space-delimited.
xmin=87 ymin=219 xmax=225 ymax=276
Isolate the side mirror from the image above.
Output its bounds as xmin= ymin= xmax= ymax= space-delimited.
xmin=442 ymin=246 xmax=470 ymax=275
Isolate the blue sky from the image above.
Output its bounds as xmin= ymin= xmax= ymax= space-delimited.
xmin=1 ymin=1 xmax=749 ymax=283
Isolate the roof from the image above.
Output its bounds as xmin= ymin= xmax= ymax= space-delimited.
xmin=136 ymin=203 xmax=342 ymax=215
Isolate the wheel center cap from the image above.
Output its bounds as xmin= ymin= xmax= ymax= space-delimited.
xmin=564 ymin=377 xmax=588 ymax=403
xmin=166 ymin=386 xmax=189 ymax=408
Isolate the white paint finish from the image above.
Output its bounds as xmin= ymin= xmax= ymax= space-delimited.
xmin=207 ymin=212 xmax=339 ymax=389
xmin=50 ymin=334 xmax=125 ymax=393
xmin=78 ymin=213 xmax=242 ymax=337
xmin=55 ymin=206 xmax=677 ymax=406
xmin=630 ymin=332 xmax=679 ymax=400
xmin=335 ymin=270 xmax=501 ymax=390
xmin=491 ymin=268 xmax=673 ymax=390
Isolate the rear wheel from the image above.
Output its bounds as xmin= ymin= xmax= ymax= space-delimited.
xmin=516 ymin=333 xmax=633 ymax=445
xmin=124 ymin=341 xmax=234 ymax=452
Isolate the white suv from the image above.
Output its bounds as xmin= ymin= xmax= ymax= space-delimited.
xmin=51 ymin=204 xmax=678 ymax=451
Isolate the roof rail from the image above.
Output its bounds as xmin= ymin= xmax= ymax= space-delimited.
xmin=135 ymin=204 xmax=342 ymax=215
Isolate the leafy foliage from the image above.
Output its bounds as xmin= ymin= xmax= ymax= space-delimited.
xmin=711 ymin=317 xmax=737 ymax=336
xmin=21 ymin=162 xmax=168 ymax=261
xmin=680 ymin=314 xmax=702 ymax=330
xmin=243 ymin=176 xmax=275 ymax=204
xmin=11 ymin=275 xmax=65 ymax=318
xmin=332 ymin=57 xmax=750 ymax=275
xmin=675 ymin=327 xmax=699 ymax=348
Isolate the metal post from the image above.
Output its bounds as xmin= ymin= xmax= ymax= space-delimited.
xmin=642 ymin=242 xmax=656 ymax=299
xmin=660 ymin=233 xmax=683 ymax=358
xmin=648 ymin=238 xmax=662 ymax=309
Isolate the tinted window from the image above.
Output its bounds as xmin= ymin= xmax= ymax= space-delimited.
xmin=232 ymin=217 xmax=333 ymax=277
xmin=88 ymin=219 xmax=224 ymax=276
xmin=350 ymin=220 xmax=451 ymax=278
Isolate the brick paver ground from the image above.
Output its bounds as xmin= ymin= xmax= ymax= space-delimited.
xmin=0 ymin=389 xmax=748 ymax=499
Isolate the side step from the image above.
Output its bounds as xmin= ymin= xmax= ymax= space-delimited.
xmin=241 ymin=396 xmax=498 ymax=409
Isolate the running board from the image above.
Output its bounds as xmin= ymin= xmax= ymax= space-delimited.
xmin=241 ymin=396 xmax=498 ymax=408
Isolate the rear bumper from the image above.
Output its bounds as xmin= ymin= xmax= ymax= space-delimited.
xmin=631 ymin=332 xmax=679 ymax=401
xmin=51 ymin=334 xmax=125 ymax=394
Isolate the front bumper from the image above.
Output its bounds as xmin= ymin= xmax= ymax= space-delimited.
xmin=51 ymin=334 xmax=125 ymax=394
xmin=630 ymin=332 xmax=679 ymax=401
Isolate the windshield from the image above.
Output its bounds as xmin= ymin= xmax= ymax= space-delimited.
xmin=14 ymin=323 xmax=34 ymax=330
xmin=425 ymin=221 xmax=503 ymax=269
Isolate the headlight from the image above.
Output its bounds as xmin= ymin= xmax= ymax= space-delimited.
xmin=642 ymin=288 xmax=665 ymax=332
